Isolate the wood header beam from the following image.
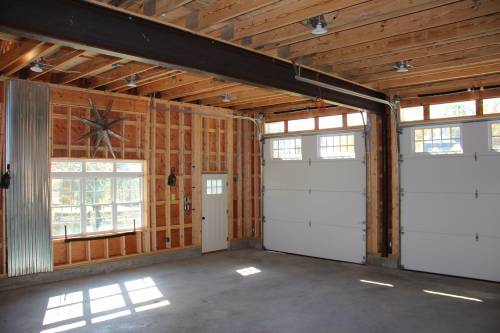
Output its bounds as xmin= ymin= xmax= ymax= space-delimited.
xmin=0 ymin=0 xmax=387 ymax=113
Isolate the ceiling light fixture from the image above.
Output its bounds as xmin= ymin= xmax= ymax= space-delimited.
xmin=29 ymin=60 xmax=43 ymax=73
xmin=125 ymin=74 xmax=138 ymax=88
xmin=393 ymin=60 xmax=411 ymax=73
xmin=309 ymin=15 xmax=327 ymax=35
xmin=222 ymin=93 xmax=231 ymax=103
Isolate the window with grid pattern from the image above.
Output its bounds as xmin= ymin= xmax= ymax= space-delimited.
xmin=491 ymin=122 xmax=500 ymax=152
xmin=413 ymin=126 xmax=463 ymax=155
xmin=271 ymin=138 xmax=302 ymax=160
xmin=318 ymin=134 xmax=355 ymax=159
xmin=206 ymin=179 xmax=223 ymax=194
xmin=50 ymin=160 xmax=144 ymax=237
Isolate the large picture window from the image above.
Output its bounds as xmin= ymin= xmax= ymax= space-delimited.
xmin=51 ymin=159 xmax=145 ymax=237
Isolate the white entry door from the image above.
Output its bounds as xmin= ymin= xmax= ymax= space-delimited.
xmin=202 ymin=174 xmax=228 ymax=253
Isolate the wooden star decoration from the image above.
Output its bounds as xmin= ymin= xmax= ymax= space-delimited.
xmin=73 ymin=98 xmax=127 ymax=158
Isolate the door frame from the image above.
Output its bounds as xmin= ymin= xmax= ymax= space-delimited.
xmin=201 ymin=173 xmax=229 ymax=253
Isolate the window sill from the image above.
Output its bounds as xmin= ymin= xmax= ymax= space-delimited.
xmin=55 ymin=229 xmax=142 ymax=243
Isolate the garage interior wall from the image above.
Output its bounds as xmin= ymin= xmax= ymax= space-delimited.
xmin=0 ymin=80 xmax=261 ymax=276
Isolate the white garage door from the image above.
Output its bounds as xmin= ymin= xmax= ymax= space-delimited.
xmin=263 ymin=132 xmax=366 ymax=264
xmin=401 ymin=121 xmax=500 ymax=282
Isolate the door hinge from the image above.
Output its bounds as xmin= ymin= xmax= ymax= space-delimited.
xmin=226 ymin=209 xmax=229 ymax=215
xmin=263 ymin=216 xmax=266 ymax=223
xmin=475 ymin=189 xmax=479 ymax=199
xmin=399 ymin=154 xmax=404 ymax=162
xmin=308 ymin=158 xmax=311 ymax=166
xmin=475 ymin=232 xmax=479 ymax=242
xmin=400 ymin=188 xmax=405 ymax=197
xmin=308 ymin=188 xmax=311 ymax=194
xmin=308 ymin=220 xmax=311 ymax=227
xmin=474 ymin=152 xmax=478 ymax=162
xmin=262 ymin=159 xmax=266 ymax=166
xmin=400 ymin=226 xmax=405 ymax=235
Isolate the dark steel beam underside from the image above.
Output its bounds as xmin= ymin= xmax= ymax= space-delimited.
xmin=0 ymin=0 xmax=387 ymax=113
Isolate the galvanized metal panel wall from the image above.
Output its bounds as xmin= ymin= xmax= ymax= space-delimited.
xmin=6 ymin=79 xmax=52 ymax=277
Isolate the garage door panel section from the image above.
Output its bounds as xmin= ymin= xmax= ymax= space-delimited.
xmin=401 ymin=122 xmax=500 ymax=282
xmin=402 ymin=193 xmax=476 ymax=235
xmin=264 ymin=189 xmax=309 ymax=223
xmin=401 ymin=231 xmax=479 ymax=280
xmin=310 ymin=224 xmax=365 ymax=263
xmin=401 ymin=156 xmax=475 ymax=193
xmin=308 ymin=161 xmax=365 ymax=191
xmin=264 ymin=160 xmax=309 ymax=189
xmin=265 ymin=218 xmax=310 ymax=255
xmin=264 ymin=132 xmax=366 ymax=264
xmin=309 ymin=191 xmax=365 ymax=227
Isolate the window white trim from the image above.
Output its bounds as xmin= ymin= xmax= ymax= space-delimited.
xmin=270 ymin=137 xmax=302 ymax=160
xmin=411 ymin=124 xmax=463 ymax=156
xmin=50 ymin=158 xmax=146 ymax=238
xmin=489 ymin=121 xmax=500 ymax=152
xmin=317 ymin=133 xmax=356 ymax=159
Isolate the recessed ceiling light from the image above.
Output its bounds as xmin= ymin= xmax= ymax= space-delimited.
xmin=309 ymin=15 xmax=327 ymax=35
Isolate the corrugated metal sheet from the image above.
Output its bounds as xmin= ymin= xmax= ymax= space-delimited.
xmin=6 ymin=79 xmax=52 ymax=277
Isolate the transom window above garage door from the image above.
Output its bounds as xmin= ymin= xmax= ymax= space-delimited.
xmin=318 ymin=134 xmax=355 ymax=159
xmin=271 ymin=137 xmax=302 ymax=160
xmin=429 ymin=101 xmax=476 ymax=119
xmin=413 ymin=126 xmax=463 ymax=155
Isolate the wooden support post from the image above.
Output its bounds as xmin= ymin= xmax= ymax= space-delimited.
xmin=242 ymin=120 xmax=252 ymax=238
xmin=192 ymin=114 xmax=202 ymax=246
xmin=226 ymin=119 xmax=234 ymax=239
xmin=151 ymin=100 xmax=157 ymax=251
xmin=236 ymin=119 xmax=243 ymax=239
xmin=179 ymin=113 xmax=185 ymax=247
xmin=165 ymin=108 xmax=171 ymax=248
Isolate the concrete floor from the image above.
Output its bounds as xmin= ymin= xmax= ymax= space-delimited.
xmin=0 ymin=249 xmax=499 ymax=333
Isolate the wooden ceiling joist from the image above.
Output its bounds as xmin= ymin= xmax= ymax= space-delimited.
xmin=0 ymin=38 xmax=45 ymax=72
xmin=28 ymin=48 xmax=86 ymax=80
xmin=277 ymin=0 xmax=499 ymax=60
xmin=57 ymin=55 xmax=120 ymax=84
xmin=87 ymin=61 xmax=155 ymax=89
xmin=0 ymin=0 xmax=387 ymax=113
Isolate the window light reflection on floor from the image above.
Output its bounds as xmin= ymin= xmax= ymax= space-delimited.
xmin=40 ymin=320 xmax=87 ymax=333
xmin=359 ymin=279 xmax=394 ymax=287
xmin=236 ymin=267 xmax=261 ymax=276
xmin=423 ymin=290 xmax=483 ymax=302
xmin=41 ymin=277 xmax=170 ymax=333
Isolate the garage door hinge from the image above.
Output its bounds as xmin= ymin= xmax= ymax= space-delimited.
xmin=399 ymin=154 xmax=404 ymax=162
xmin=262 ymin=159 xmax=266 ymax=166
xmin=308 ymin=188 xmax=311 ymax=194
xmin=475 ymin=189 xmax=478 ymax=199
xmin=400 ymin=188 xmax=405 ymax=197
xmin=475 ymin=232 xmax=479 ymax=242
xmin=263 ymin=216 xmax=266 ymax=223
xmin=308 ymin=158 xmax=311 ymax=166
xmin=262 ymin=185 xmax=265 ymax=193
xmin=308 ymin=220 xmax=311 ymax=227
xmin=474 ymin=152 xmax=478 ymax=161
xmin=400 ymin=226 xmax=405 ymax=235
